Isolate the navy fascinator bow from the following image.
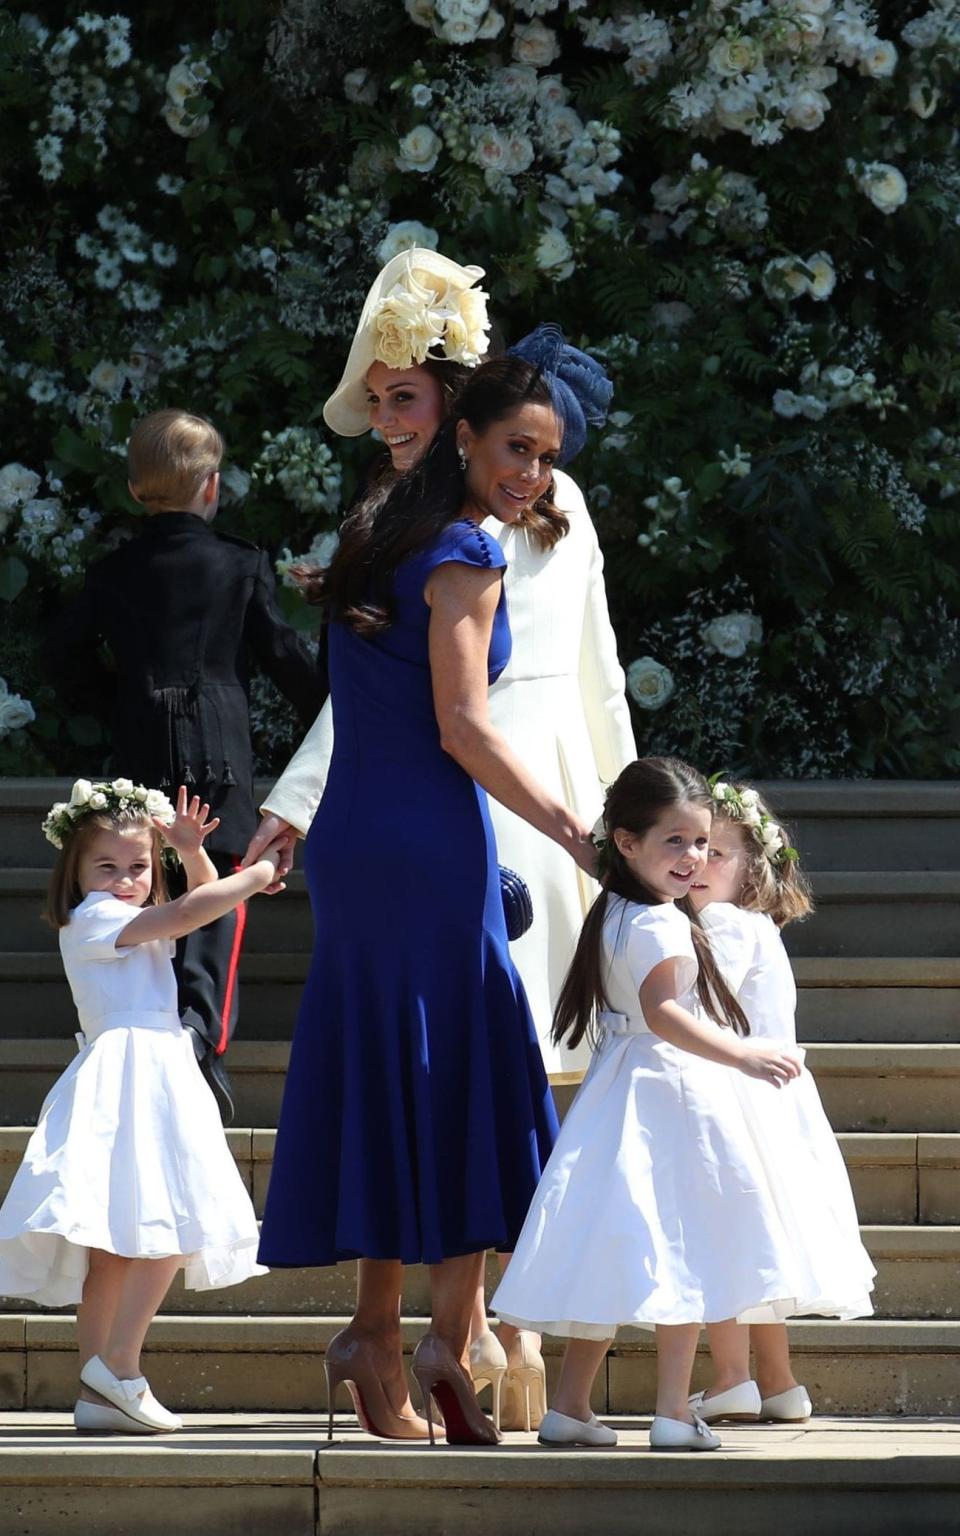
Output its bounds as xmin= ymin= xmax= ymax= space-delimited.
xmin=507 ymin=323 xmax=613 ymax=465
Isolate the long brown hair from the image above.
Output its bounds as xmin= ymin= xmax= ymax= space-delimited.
xmin=718 ymin=786 xmax=814 ymax=929
xmin=309 ymin=355 xmax=569 ymax=635
xmin=552 ymin=757 xmax=750 ymax=1051
xmin=45 ymin=810 xmax=169 ymax=928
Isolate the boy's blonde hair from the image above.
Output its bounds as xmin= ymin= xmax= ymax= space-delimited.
xmin=128 ymin=409 xmax=224 ymax=513
xmin=716 ymin=783 xmax=814 ymax=929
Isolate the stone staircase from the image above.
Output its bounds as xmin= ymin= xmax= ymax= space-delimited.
xmin=0 ymin=778 xmax=958 ymax=1534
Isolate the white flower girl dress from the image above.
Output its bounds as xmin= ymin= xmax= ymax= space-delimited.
xmin=0 ymin=891 xmax=265 ymax=1305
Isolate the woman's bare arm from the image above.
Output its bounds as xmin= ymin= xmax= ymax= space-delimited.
xmin=427 ymin=560 xmax=594 ymax=872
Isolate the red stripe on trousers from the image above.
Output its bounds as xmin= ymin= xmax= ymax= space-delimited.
xmin=217 ymin=860 xmax=247 ymax=1055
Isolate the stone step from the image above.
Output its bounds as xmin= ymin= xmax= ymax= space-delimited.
xmin=2 ymin=1040 xmax=958 ymax=1133
xmin=2 ymin=1129 xmax=953 ymax=1230
xmin=3 ymin=1415 xmax=959 ymax=1536
xmin=1 ymin=951 xmax=956 ymax=1044
xmin=4 ymin=1224 xmax=954 ymax=1321
xmin=6 ymin=867 xmax=958 ymax=959
xmin=2 ymin=1316 xmax=958 ymax=1418
xmin=4 ymin=778 xmax=958 ymax=871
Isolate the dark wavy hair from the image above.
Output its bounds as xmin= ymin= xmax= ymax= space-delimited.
xmin=314 ymin=355 xmax=569 ymax=635
xmin=552 ymin=757 xmax=750 ymax=1051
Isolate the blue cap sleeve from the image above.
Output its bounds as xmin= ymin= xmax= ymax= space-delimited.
xmin=424 ymin=521 xmax=507 ymax=576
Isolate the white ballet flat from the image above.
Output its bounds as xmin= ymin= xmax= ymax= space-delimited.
xmin=80 ymin=1355 xmax=181 ymax=1432
xmin=649 ymin=1413 xmax=721 ymax=1451
xmin=688 ymin=1379 xmax=761 ymax=1423
xmin=74 ymin=1398 xmax=166 ymax=1436
xmin=759 ymin=1385 xmax=812 ymax=1422
xmin=538 ymin=1409 xmax=618 ymax=1447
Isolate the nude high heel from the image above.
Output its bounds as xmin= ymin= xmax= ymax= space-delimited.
xmin=469 ymin=1330 xmax=508 ymax=1432
xmin=324 ymin=1328 xmax=432 ymax=1442
xmin=412 ymin=1333 xmax=501 ymax=1446
xmin=501 ymin=1331 xmax=547 ymax=1432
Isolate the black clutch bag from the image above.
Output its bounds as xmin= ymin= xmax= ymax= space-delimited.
xmin=499 ymin=865 xmax=533 ymax=941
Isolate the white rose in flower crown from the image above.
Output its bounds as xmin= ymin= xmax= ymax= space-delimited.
xmin=626 ymin=657 xmax=675 ymax=711
xmin=111 ymin=778 xmax=135 ymax=795
xmin=762 ymin=820 xmax=784 ymax=849
xmin=513 ymin=19 xmax=560 ymax=67
xmin=88 ymin=791 xmax=108 ymax=810
xmin=742 ymin=806 xmax=762 ymax=828
xmin=739 ymin=788 xmax=760 ymax=809
xmin=132 ymin=786 xmax=149 ymax=803
xmin=702 ymin=612 xmax=760 ymax=658
xmin=0 ymin=462 xmax=42 ymax=509
xmin=396 ymin=124 xmax=442 ymax=174
xmin=858 ymin=162 xmax=907 ymax=214
xmin=69 ymin=778 xmax=94 ymax=808
xmin=909 ymin=81 xmax=939 ymax=119
xmin=145 ymin=788 xmax=175 ymax=822
xmin=708 ymin=35 xmax=763 ymax=77
xmin=858 ymin=38 xmax=897 ymax=78
xmin=377 ymin=220 xmax=439 ymax=265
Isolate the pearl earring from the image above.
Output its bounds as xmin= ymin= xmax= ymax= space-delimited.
xmin=457 ymin=446 xmax=468 ymax=471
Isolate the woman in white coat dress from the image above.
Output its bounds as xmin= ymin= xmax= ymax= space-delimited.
xmin=246 ymin=250 xmax=635 ymax=1432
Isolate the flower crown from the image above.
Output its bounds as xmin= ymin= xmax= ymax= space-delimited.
xmin=370 ymin=256 xmax=490 ymax=371
xmin=708 ymin=775 xmax=799 ymax=868
xmin=43 ymin=778 xmax=176 ymax=851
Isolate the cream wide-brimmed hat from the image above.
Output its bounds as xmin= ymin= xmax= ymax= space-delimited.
xmin=322 ymin=248 xmax=491 ymax=437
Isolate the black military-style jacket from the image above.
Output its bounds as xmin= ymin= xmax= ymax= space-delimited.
xmin=45 ymin=512 xmax=325 ymax=854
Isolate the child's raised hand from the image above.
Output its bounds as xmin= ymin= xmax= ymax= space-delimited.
xmin=736 ymin=1040 xmax=803 ymax=1090
xmin=157 ymin=785 xmax=221 ymax=857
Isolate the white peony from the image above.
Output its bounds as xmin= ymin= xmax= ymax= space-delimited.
xmin=513 ymin=19 xmax=560 ymax=67
xmin=534 ymin=226 xmax=574 ymax=279
xmin=377 ymin=220 xmax=439 ymax=264
xmin=396 ymin=124 xmax=442 ymax=174
xmin=0 ymin=462 xmax=42 ymax=509
xmin=626 ymin=657 xmax=675 ymax=712
xmin=858 ymin=162 xmax=907 ymax=214
xmin=702 ymin=612 xmax=762 ymax=657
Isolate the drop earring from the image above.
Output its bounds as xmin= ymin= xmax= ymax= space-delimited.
xmin=457 ymin=446 xmax=468 ymax=472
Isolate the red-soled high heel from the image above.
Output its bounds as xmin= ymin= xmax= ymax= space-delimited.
xmin=412 ymin=1333 xmax=501 ymax=1446
xmin=324 ymin=1328 xmax=432 ymax=1441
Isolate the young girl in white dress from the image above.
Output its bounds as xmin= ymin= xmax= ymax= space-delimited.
xmin=0 ymin=780 xmax=286 ymax=1435
xmin=492 ymin=757 xmax=815 ymax=1452
xmin=686 ymin=779 xmax=875 ymax=1427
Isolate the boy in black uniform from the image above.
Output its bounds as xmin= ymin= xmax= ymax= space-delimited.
xmin=45 ymin=409 xmax=324 ymax=1121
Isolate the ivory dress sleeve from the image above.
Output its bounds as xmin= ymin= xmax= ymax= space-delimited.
xmin=259 ymin=696 xmax=334 ymax=836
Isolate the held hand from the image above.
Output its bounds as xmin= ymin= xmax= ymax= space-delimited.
xmin=737 ymin=1040 xmax=804 ymax=1090
xmin=242 ymin=813 xmax=296 ymax=876
xmin=251 ymin=837 xmax=289 ymax=894
xmin=571 ymin=827 xmax=599 ymax=877
xmin=156 ymin=785 xmax=220 ymax=857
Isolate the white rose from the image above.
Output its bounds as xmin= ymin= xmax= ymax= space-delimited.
xmin=0 ymin=462 xmax=42 ymax=509
xmin=742 ymin=806 xmax=762 ymax=828
xmin=88 ymin=359 xmax=125 ymax=395
xmin=773 ymin=388 xmax=801 ymax=418
xmin=858 ymin=162 xmax=907 ymax=214
xmin=823 ymin=364 xmax=855 ymax=389
xmin=0 ymin=691 xmax=35 ymax=735
xmin=132 ymin=785 xmax=149 ymax=803
xmin=763 ymin=257 xmax=810 ymax=301
xmin=473 ymin=125 xmax=509 ymax=170
xmin=111 ymin=778 xmax=135 ymax=794
xmin=377 ymin=220 xmax=439 ymax=265
xmin=909 ymin=81 xmax=939 ymax=119
xmin=477 ymin=6 xmax=504 ymax=37
xmin=165 ymin=60 xmax=200 ymax=106
xmin=858 ymin=38 xmax=897 ymax=78
xmin=513 ymin=19 xmax=560 ymax=68
xmin=163 ymin=101 xmax=209 ymax=138
xmin=534 ymin=226 xmax=574 ymax=279
xmin=807 ymin=251 xmax=836 ymax=301
xmin=505 ymin=133 xmax=534 ymax=175
xmin=708 ymin=36 xmax=762 ymax=77
xmin=762 ymin=820 xmax=783 ymax=848
xmin=712 ymin=781 xmax=731 ymax=800
xmin=714 ymin=84 xmax=757 ymax=131
xmin=626 ymin=657 xmax=675 ymax=712
xmin=343 ymin=68 xmax=377 ymax=105
xmin=88 ymin=791 xmax=108 ymax=810
xmin=396 ymin=124 xmax=442 ymax=173
xmin=493 ymin=64 xmax=538 ymax=103
xmin=785 ymin=88 xmax=828 ymax=131
xmin=702 ymin=612 xmax=759 ymax=658
xmin=439 ymin=15 xmax=480 ymax=43
xmin=69 ymin=778 xmax=93 ymax=807
xmin=145 ymin=788 xmax=175 ymax=821
xmin=536 ymin=73 xmax=568 ymax=108
xmin=404 ymin=0 xmax=435 ymax=26
xmin=739 ymin=788 xmax=759 ymax=809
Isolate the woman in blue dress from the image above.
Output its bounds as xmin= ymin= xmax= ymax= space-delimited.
xmin=258 ymin=335 xmax=607 ymax=1445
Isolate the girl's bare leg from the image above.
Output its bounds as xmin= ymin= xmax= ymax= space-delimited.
xmin=750 ymin=1324 xmax=800 ymax=1400
xmin=655 ymin=1323 xmax=702 ymax=1424
xmin=76 ymin=1248 xmax=128 ymax=1402
xmin=703 ymin=1319 xmax=752 ymax=1395
xmin=550 ymin=1337 xmax=612 ymax=1423
xmin=100 ymin=1255 xmax=183 ymax=1381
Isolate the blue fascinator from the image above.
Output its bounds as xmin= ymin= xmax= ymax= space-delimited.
xmin=507 ymin=323 xmax=613 ymax=465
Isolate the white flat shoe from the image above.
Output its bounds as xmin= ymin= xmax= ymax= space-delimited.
xmin=689 ymin=1379 xmax=761 ymax=1423
xmin=538 ymin=1409 xmax=618 ymax=1447
xmin=759 ymin=1385 xmax=812 ymax=1422
xmin=80 ymin=1356 xmax=181 ymax=1432
xmin=649 ymin=1413 xmax=721 ymax=1451
xmin=74 ymin=1398 xmax=166 ymax=1436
